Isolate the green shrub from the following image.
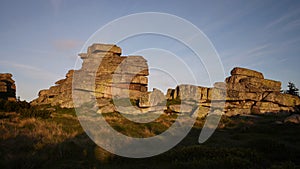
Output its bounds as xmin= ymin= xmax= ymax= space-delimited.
xmin=0 ymin=99 xmax=51 ymax=119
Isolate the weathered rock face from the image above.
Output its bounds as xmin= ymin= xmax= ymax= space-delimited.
xmin=139 ymin=88 xmax=165 ymax=108
xmin=31 ymin=70 xmax=74 ymax=108
xmin=31 ymin=44 xmax=149 ymax=109
xmin=166 ymin=67 xmax=300 ymax=117
xmin=0 ymin=73 xmax=16 ymax=101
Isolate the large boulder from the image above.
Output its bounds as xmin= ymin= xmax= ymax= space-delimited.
xmin=240 ymin=77 xmax=281 ymax=92
xmin=207 ymin=87 xmax=226 ymax=101
xmin=226 ymin=90 xmax=262 ymax=101
xmin=169 ymin=104 xmax=194 ymax=113
xmin=138 ymin=88 xmax=165 ymax=108
xmin=0 ymin=73 xmax=16 ymax=101
xmin=263 ymin=92 xmax=300 ymax=107
xmin=115 ymin=106 xmax=142 ymax=115
xmin=225 ymin=101 xmax=255 ymax=109
xmin=251 ymin=102 xmax=281 ymax=114
xmin=284 ymin=114 xmax=300 ymax=124
xmin=230 ymin=67 xmax=264 ymax=79
xmin=87 ymin=43 xmax=122 ymax=55
xmin=226 ymin=76 xmax=281 ymax=92
xmin=166 ymin=88 xmax=175 ymax=100
xmin=225 ymin=108 xmax=251 ymax=117
xmin=176 ymin=84 xmax=201 ymax=101
xmin=140 ymin=106 xmax=167 ymax=113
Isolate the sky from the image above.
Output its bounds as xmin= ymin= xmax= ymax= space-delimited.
xmin=0 ymin=0 xmax=300 ymax=101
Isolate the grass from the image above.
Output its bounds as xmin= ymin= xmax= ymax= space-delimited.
xmin=0 ymin=102 xmax=300 ymax=169
xmin=102 ymin=112 xmax=177 ymax=137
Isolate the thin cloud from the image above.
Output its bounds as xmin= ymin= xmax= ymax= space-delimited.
xmin=202 ymin=2 xmax=258 ymax=33
xmin=0 ymin=61 xmax=58 ymax=80
xmin=241 ymin=44 xmax=271 ymax=58
xmin=281 ymin=37 xmax=300 ymax=47
xmin=222 ymin=43 xmax=275 ymax=68
xmin=282 ymin=19 xmax=300 ymax=31
xmin=53 ymin=39 xmax=83 ymax=51
xmin=265 ymin=10 xmax=300 ymax=30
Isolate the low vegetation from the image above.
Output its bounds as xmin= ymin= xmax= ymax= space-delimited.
xmin=0 ymin=100 xmax=300 ymax=168
xmin=0 ymin=100 xmax=51 ymax=119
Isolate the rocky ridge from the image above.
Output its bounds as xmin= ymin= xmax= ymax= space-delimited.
xmin=31 ymin=44 xmax=300 ymax=117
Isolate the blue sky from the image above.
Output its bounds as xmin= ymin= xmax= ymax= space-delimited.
xmin=0 ymin=0 xmax=300 ymax=101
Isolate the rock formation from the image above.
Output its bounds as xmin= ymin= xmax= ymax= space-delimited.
xmin=166 ymin=67 xmax=300 ymax=117
xmin=31 ymin=43 xmax=300 ymax=117
xmin=0 ymin=73 xmax=16 ymax=101
xmin=284 ymin=114 xmax=300 ymax=124
xmin=31 ymin=70 xmax=74 ymax=108
xmin=31 ymin=44 xmax=149 ymax=109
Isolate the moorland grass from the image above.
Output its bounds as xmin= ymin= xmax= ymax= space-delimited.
xmin=0 ymin=101 xmax=300 ymax=169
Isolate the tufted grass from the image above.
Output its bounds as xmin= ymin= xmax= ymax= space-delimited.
xmin=0 ymin=103 xmax=300 ymax=169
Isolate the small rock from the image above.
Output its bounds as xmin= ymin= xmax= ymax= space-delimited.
xmin=284 ymin=114 xmax=300 ymax=124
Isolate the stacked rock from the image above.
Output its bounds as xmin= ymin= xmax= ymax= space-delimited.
xmin=31 ymin=43 xmax=149 ymax=109
xmin=166 ymin=67 xmax=300 ymax=117
xmin=165 ymin=84 xmax=211 ymax=118
xmin=31 ymin=70 xmax=74 ymax=108
xmin=0 ymin=73 xmax=16 ymax=101
xmin=224 ymin=67 xmax=285 ymax=116
xmin=80 ymin=43 xmax=148 ymax=99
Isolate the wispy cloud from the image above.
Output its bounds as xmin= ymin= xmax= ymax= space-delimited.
xmin=221 ymin=43 xmax=277 ymax=70
xmin=224 ymin=43 xmax=271 ymax=60
xmin=0 ymin=61 xmax=58 ymax=80
xmin=282 ymin=19 xmax=300 ymax=32
xmin=240 ymin=44 xmax=271 ymax=58
xmin=280 ymin=36 xmax=300 ymax=47
xmin=265 ymin=10 xmax=300 ymax=30
xmin=202 ymin=1 xmax=260 ymax=33
xmin=53 ymin=39 xmax=83 ymax=51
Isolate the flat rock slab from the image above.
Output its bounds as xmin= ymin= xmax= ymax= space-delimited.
xmin=169 ymin=104 xmax=194 ymax=113
xmin=231 ymin=67 xmax=264 ymax=79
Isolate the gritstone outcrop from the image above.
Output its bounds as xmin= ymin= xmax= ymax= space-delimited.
xmin=31 ymin=44 xmax=300 ymax=117
xmin=0 ymin=73 xmax=16 ymax=101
